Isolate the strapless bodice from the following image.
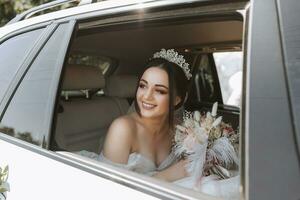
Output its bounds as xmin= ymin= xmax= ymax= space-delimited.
xmin=75 ymin=150 xmax=177 ymax=175
xmin=99 ymin=152 xmax=177 ymax=175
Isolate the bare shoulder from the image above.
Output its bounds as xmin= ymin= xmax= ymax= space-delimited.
xmin=108 ymin=115 xmax=137 ymax=136
xmin=102 ymin=115 xmax=137 ymax=163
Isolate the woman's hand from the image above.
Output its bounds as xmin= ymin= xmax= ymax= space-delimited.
xmin=153 ymin=159 xmax=189 ymax=182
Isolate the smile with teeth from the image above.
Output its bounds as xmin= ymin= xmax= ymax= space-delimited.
xmin=142 ymin=102 xmax=156 ymax=110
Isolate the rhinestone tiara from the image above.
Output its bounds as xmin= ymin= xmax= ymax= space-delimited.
xmin=153 ymin=49 xmax=192 ymax=80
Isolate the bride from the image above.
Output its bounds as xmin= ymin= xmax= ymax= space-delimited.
xmin=78 ymin=49 xmax=239 ymax=198
xmin=101 ymin=49 xmax=190 ymax=181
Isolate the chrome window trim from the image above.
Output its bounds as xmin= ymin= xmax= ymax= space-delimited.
xmin=76 ymin=2 xmax=246 ymax=30
xmin=9 ymin=0 xmax=79 ymax=24
xmin=240 ymin=2 xmax=250 ymax=200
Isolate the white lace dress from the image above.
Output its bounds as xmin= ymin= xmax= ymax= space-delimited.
xmin=76 ymin=150 xmax=239 ymax=199
xmin=76 ymin=150 xmax=177 ymax=175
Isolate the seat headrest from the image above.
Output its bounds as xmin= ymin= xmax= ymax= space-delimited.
xmin=62 ymin=65 xmax=105 ymax=90
xmin=104 ymin=75 xmax=138 ymax=98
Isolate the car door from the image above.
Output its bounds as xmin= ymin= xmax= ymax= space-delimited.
xmin=0 ymin=1 xmax=251 ymax=200
xmin=244 ymin=0 xmax=300 ymax=200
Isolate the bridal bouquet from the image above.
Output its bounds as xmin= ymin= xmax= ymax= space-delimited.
xmin=173 ymin=102 xmax=239 ymax=183
xmin=0 ymin=165 xmax=9 ymax=200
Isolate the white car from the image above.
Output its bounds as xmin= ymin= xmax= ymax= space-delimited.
xmin=0 ymin=0 xmax=299 ymax=199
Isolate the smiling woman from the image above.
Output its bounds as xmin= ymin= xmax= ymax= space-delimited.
xmin=101 ymin=49 xmax=190 ymax=182
xmin=136 ymin=67 xmax=170 ymax=120
xmin=135 ymin=56 xmax=189 ymax=126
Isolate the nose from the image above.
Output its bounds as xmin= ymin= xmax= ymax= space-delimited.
xmin=143 ymin=87 xmax=154 ymax=100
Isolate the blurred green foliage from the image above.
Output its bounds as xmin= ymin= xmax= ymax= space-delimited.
xmin=0 ymin=0 xmax=52 ymax=27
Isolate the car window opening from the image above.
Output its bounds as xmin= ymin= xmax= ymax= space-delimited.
xmin=49 ymin=15 xmax=244 ymax=199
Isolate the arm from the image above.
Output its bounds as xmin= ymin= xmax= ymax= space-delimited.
xmin=153 ymin=159 xmax=189 ymax=182
xmin=102 ymin=117 xmax=135 ymax=164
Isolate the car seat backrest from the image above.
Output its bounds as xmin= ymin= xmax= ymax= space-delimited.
xmin=62 ymin=64 xmax=105 ymax=91
xmin=54 ymin=68 xmax=138 ymax=154
xmin=55 ymin=65 xmax=110 ymax=153
xmin=103 ymin=74 xmax=138 ymax=115
xmin=104 ymin=75 xmax=138 ymax=98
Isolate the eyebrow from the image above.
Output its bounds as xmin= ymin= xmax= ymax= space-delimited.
xmin=140 ymin=79 xmax=169 ymax=90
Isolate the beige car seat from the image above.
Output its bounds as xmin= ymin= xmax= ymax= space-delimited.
xmin=55 ymin=65 xmax=137 ymax=153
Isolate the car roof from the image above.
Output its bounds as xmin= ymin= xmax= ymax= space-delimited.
xmin=0 ymin=0 xmax=211 ymax=39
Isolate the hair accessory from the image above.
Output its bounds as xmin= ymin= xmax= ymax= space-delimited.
xmin=153 ymin=49 xmax=192 ymax=80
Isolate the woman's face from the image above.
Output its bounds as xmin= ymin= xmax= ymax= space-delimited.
xmin=136 ymin=67 xmax=169 ymax=119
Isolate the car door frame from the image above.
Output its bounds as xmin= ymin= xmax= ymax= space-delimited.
xmin=50 ymin=2 xmax=247 ymax=199
xmin=0 ymin=1 xmax=249 ymax=200
xmin=243 ymin=0 xmax=300 ymax=200
xmin=0 ymin=20 xmax=76 ymax=149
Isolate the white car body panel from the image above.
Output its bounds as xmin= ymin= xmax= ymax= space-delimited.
xmin=0 ymin=138 xmax=160 ymax=200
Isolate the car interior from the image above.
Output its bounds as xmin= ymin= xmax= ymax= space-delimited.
xmin=50 ymin=15 xmax=243 ymax=156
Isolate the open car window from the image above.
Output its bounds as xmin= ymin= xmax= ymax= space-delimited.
xmin=50 ymin=5 xmax=245 ymax=198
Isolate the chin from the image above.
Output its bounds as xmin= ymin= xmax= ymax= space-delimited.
xmin=140 ymin=109 xmax=156 ymax=118
xmin=139 ymin=109 xmax=165 ymax=119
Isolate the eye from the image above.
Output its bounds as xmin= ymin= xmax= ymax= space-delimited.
xmin=156 ymin=89 xmax=168 ymax=95
xmin=139 ymin=83 xmax=146 ymax=89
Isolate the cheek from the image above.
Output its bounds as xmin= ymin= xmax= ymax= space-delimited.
xmin=136 ymin=88 xmax=142 ymax=100
xmin=157 ymin=95 xmax=169 ymax=108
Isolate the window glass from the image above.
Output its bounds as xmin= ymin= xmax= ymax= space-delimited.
xmin=213 ymin=52 xmax=243 ymax=107
xmin=278 ymin=0 xmax=300 ymax=140
xmin=0 ymin=24 xmax=69 ymax=147
xmin=0 ymin=29 xmax=44 ymax=100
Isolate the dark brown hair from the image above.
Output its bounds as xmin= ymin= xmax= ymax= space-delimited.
xmin=134 ymin=57 xmax=189 ymax=128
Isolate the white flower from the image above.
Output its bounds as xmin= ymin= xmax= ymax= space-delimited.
xmin=212 ymin=116 xmax=222 ymax=128
xmin=206 ymin=112 xmax=214 ymax=126
xmin=211 ymin=102 xmax=218 ymax=117
xmin=206 ymin=111 xmax=212 ymax=119
xmin=193 ymin=111 xmax=201 ymax=122
xmin=0 ymin=182 xmax=10 ymax=193
xmin=0 ymin=165 xmax=9 ymax=193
